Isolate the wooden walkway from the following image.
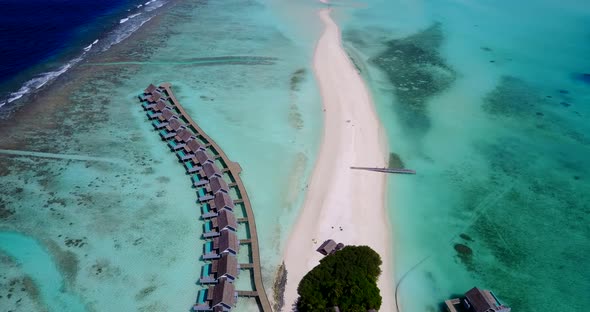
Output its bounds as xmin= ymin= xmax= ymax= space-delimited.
xmin=160 ymin=83 xmax=272 ymax=312
xmin=237 ymin=290 xmax=259 ymax=297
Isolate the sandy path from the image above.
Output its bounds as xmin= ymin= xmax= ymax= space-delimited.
xmin=281 ymin=7 xmax=394 ymax=312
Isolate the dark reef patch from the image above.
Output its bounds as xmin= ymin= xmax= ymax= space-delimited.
xmin=288 ymin=69 xmax=306 ymax=130
xmin=368 ymin=23 xmax=456 ymax=136
xmin=135 ymin=285 xmax=157 ymax=300
xmin=454 ymin=243 xmax=475 ymax=271
xmin=272 ymin=262 xmax=287 ymax=312
xmin=482 ymin=76 xmax=589 ymax=146
xmin=0 ymin=199 xmax=15 ymax=220
xmin=388 ymin=153 xmax=405 ymax=168
xmin=482 ymin=76 xmax=549 ymax=117
xmin=43 ymin=239 xmax=80 ymax=285
xmin=289 ymin=68 xmax=306 ymax=92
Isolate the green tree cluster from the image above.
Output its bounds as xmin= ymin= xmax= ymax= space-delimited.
xmin=296 ymin=245 xmax=383 ymax=312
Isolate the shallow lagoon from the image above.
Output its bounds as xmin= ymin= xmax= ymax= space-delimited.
xmin=0 ymin=0 xmax=321 ymax=310
xmin=337 ymin=0 xmax=590 ymax=310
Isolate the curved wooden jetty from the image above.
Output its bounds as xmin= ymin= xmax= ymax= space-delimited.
xmin=141 ymin=83 xmax=272 ymax=312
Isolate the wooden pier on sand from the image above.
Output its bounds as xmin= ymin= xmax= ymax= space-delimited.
xmin=142 ymin=83 xmax=272 ymax=312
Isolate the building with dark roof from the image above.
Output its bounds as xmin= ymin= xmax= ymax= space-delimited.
xmin=216 ymin=253 xmax=239 ymax=282
xmin=316 ymin=239 xmax=337 ymax=255
xmin=445 ymin=287 xmax=511 ymax=312
xmin=217 ymin=209 xmax=237 ymax=232
xmin=210 ymin=176 xmax=229 ymax=195
xmin=185 ymin=139 xmax=206 ymax=154
xmin=175 ymin=128 xmax=196 ymax=143
xmin=211 ymin=279 xmax=237 ymax=311
xmin=213 ymin=192 xmax=234 ymax=212
xmin=195 ymin=150 xmax=215 ymax=165
xmin=144 ymin=84 xmax=157 ymax=94
xmin=215 ymin=230 xmax=239 ymax=255
xmin=166 ymin=119 xmax=184 ymax=132
xmin=203 ymin=162 xmax=222 ymax=180
xmin=159 ymin=109 xmax=176 ymax=121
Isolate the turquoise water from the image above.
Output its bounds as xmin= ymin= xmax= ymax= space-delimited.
xmin=0 ymin=232 xmax=87 ymax=311
xmin=0 ymin=0 xmax=320 ymax=310
xmin=1 ymin=0 xmax=588 ymax=311
xmin=336 ymin=0 xmax=590 ymax=311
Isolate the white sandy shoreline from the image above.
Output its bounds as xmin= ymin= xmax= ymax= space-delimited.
xmin=282 ymin=7 xmax=395 ymax=312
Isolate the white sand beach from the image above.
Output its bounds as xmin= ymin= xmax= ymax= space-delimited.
xmin=282 ymin=7 xmax=395 ymax=312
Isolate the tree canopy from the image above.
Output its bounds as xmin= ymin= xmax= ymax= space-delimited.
xmin=296 ymin=245 xmax=383 ymax=312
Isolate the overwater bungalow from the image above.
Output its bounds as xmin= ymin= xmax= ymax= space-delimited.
xmin=159 ymin=121 xmax=185 ymax=140
xmin=186 ymin=139 xmax=207 ymax=153
xmin=152 ymin=113 xmax=177 ymax=130
xmin=213 ymin=192 xmax=234 ymax=212
xmin=216 ymin=253 xmax=239 ymax=282
xmin=202 ymin=162 xmax=223 ymax=180
xmin=216 ymin=230 xmax=239 ymax=256
xmin=203 ymin=230 xmax=239 ymax=260
xmin=168 ymin=128 xmax=195 ymax=150
xmin=217 ymin=210 xmax=237 ymax=232
xmin=195 ymin=150 xmax=215 ymax=165
xmin=146 ymin=91 xmax=162 ymax=103
xmin=445 ymin=287 xmax=511 ymax=312
xmin=210 ymin=279 xmax=237 ymax=311
xmin=177 ymin=139 xmax=207 ymax=161
xmin=193 ymin=279 xmax=237 ymax=311
xmin=143 ymin=97 xmax=165 ymax=110
xmin=159 ymin=108 xmax=177 ymax=121
xmin=153 ymin=99 xmax=169 ymax=111
xmin=144 ymin=83 xmax=157 ymax=95
xmin=200 ymin=253 xmax=240 ymax=284
xmin=204 ymin=210 xmax=238 ymax=238
xmin=175 ymin=128 xmax=196 ymax=143
xmin=209 ymin=176 xmax=229 ymax=195
xmin=146 ymin=101 xmax=171 ymax=119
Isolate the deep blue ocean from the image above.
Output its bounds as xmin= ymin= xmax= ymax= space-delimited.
xmin=0 ymin=0 xmax=130 ymax=82
xmin=0 ymin=0 xmax=164 ymax=107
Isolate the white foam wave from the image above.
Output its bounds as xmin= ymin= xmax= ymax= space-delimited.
xmin=108 ymin=16 xmax=153 ymax=49
xmin=83 ymin=39 xmax=99 ymax=52
xmin=144 ymin=0 xmax=164 ymax=11
xmin=1 ymin=57 xmax=83 ymax=107
xmin=119 ymin=12 xmax=142 ymax=24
